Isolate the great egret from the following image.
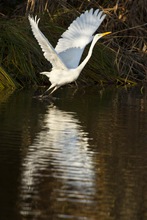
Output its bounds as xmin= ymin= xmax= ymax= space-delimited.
xmin=28 ymin=8 xmax=111 ymax=95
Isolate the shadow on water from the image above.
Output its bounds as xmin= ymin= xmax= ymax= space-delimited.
xmin=0 ymin=86 xmax=146 ymax=220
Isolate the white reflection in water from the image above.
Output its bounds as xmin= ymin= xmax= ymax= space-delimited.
xmin=20 ymin=106 xmax=95 ymax=217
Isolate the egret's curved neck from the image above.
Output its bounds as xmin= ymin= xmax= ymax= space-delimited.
xmin=77 ymin=36 xmax=99 ymax=72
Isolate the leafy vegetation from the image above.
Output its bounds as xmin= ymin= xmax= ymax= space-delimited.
xmin=0 ymin=0 xmax=146 ymax=89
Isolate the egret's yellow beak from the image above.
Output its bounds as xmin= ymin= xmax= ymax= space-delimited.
xmin=101 ymin=31 xmax=111 ymax=37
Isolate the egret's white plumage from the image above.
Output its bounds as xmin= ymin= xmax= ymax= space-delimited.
xmin=28 ymin=8 xmax=110 ymax=95
xmin=55 ymin=8 xmax=106 ymax=68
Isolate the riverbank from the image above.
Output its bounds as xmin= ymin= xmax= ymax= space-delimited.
xmin=0 ymin=0 xmax=146 ymax=89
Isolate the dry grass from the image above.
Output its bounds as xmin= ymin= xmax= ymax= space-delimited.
xmin=0 ymin=0 xmax=147 ymax=88
xmin=0 ymin=17 xmax=50 ymax=88
xmin=102 ymin=0 xmax=147 ymax=81
xmin=26 ymin=0 xmax=147 ymax=81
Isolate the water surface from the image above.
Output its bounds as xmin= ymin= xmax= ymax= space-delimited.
xmin=0 ymin=87 xmax=146 ymax=220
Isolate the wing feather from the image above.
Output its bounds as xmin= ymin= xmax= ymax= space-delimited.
xmin=55 ymin=8 xmax=106 ymax=68
xmin=28 ymin=15 xmax=67 ymax=70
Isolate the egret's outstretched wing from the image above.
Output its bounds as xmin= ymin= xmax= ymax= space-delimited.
xmin=28 ymin=15 xmax=67 ymax=70
xmin=55 ymin=8 xmax=106 ymax=68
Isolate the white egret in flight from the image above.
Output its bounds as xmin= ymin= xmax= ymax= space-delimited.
xmin=28 ymin=8 xmax=111 ymax=95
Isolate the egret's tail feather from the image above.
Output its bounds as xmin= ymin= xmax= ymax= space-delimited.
xmin=40 ymin=71 xmax=51 ymax=78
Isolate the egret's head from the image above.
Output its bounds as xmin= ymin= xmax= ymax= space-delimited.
xmin=95 ymin=31 xmax=111 ymax=41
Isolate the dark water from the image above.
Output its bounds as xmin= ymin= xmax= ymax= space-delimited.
xmin=0 ymin=87 xmax=146 ymax=220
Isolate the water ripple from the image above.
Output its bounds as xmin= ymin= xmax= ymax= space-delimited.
xmin=19 ymin=106 xmax=95 ymax=219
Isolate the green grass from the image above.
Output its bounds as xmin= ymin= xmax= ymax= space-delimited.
xmin=0 ymin=0 xmax=147 ymax=89
xmin=0 ymin=13 xmax=136 ymax=89
xmin=0 ymin=17 xmax=49 ymax=88
xmin=0 ymin=66 xmax=17 ymax=89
